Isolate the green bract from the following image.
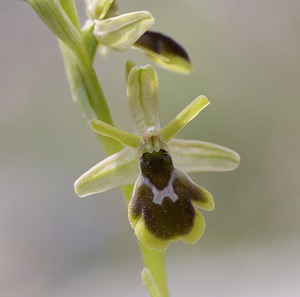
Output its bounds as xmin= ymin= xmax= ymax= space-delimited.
xmin=74 ymin=64 xmax=240 ymax=251
xmin=27 ymin=0 xmax=82 ymax=51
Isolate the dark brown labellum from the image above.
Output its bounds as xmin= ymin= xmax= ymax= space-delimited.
xmin=135 ymin=31 xmax=191 ymax=62
xmin=130 ymin=149 xmax=207 ymax=240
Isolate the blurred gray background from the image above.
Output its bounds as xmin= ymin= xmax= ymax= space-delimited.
xmin=1 ymin=0 xmax=299 ymax=296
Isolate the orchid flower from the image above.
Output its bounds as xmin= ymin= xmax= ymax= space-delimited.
xmin=74 ymin=64 xmax=240 ymax=251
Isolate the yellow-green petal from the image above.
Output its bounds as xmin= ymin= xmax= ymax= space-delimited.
xmin=160 ymin=95 xmax=210 ymax=142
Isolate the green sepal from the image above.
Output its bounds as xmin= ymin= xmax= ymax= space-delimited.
xmin=93 ymin=11 xmax=154 ymax=51
xmin=169 ymin=138 xmax=240 ymax=172
xmin=74 ymin=148 xmax=138 ymax=197
xmin=127 ymin=65 xmax=160 ymax=134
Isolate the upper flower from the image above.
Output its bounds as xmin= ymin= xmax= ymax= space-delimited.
xmin=74 ymin=63 xmax=240 ymax=250
xmin=85 ymin=0 xmax=193 ymax=74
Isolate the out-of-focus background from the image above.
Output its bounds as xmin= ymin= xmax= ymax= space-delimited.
xmin=1 ymin=0 xmax=299 ymax=296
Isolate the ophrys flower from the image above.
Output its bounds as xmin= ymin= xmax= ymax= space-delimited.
xmin=74 ymin=64 xmax=240 ymax=250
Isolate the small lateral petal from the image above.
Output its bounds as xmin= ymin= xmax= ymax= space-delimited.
xmin=74 ymin=148 xmax=138 ymax=197
xmin=169 ymin=138 xmax=240 ymax=172
xmin=160 ymin=96 xmax=210 ymax=142
xmin=91 ymin=119 xmax=141 ymax=148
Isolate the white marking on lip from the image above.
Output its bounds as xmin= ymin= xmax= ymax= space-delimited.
xmin=143 ymin=171 xmax=178 ymax=205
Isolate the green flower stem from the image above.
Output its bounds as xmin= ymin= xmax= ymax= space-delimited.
xmin=140 ymin=245 xmax=169 ymax=297
xmin=74 ymin=48 xmax=113 ymax=125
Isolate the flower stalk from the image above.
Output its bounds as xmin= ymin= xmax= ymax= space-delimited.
xmin=25 ymin=1 xmax=239 ymax=296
